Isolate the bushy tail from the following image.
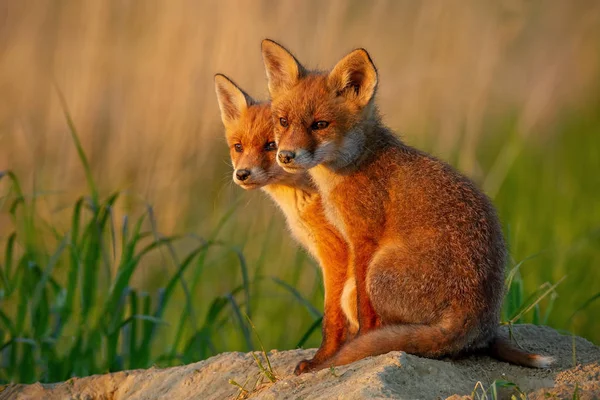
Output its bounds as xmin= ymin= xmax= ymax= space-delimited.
xmin=488 ymin=335 xmax=554 ymax=368
xmin=327 ymin=324 xmax=462 ymax=368
xmin=322 ymin=324 xmax=554 ymax=370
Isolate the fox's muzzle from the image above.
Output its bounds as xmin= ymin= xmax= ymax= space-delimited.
xmin=235 ymin=169 xmax=251 ymax=181
xmin=278 ymin=150 xmax=295 ymax=164
xmin=276 ymin=147 xmax=317 ymax=172
xmin=232 ymin=166 xmax=270 ymax=189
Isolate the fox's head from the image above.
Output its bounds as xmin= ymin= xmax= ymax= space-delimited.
xmin=261 ymin=39 xmax=378 ymax=172
xmin=214 ymin=74 xmax=307 ymax=190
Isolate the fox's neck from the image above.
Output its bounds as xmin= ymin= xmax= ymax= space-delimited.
xmin=311 ymin=121 xmax=398 ymax=192
xmin=261 ymin=174 xmax=317 ymax=204
xmin=329 ymin=116 xmax=390 ymax=165
xmin=262 ymin=181 xmax=316 ymax=197
xmin=261 ymin=180 xmax=318 ymax=222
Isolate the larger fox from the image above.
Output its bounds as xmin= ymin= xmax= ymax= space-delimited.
xmin=261 ymin=39 xmax=553 ymax=372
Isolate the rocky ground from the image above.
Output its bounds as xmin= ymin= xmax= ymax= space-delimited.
xmin=2 ymin=325 xmax=599 ymax=399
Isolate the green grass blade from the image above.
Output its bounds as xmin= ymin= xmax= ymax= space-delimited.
xmin=3 ymin=170 xmax=24 ymax=198
xmin=105 ymin=286 xmax=130 ymax=370
xmin=14 ymin=257 xmax=31 ymax=336
xmin=509 ymin=276 xmax=566 ymax=324
xmin=2 ymin=232 xmax=16 ymax=293
xmin=532 ymin=304 xmax=541 ymax=325
xmin=162 ymin=244 xmax=209 ymax=309
xmin=0 ymin=310 xmax=15 ymax=336
xmin=119 ymin=315 xmax=168 ymax=330
xmin=61 ymin=197 xmax=84 ymax=332
xmin=180 ymin=285 xmax=246 ymax=359
xmin=542 ymin=292 xmax=558 ymax=325
xmin=209 ymin=197 xmax=244 ymax=242
xmin=53 ymin=83 xmax=98 ymax=206
xmin=98 ymin=193 xmax=122 ymax=284
xmin=121 ymin=214 xmax=129 ymax=257
xmin=30 ymin=235 xmax=68 ymax=338
xmin=145 ymin=205 xmax=198 ymax=333
xmin=172 ymin=200 xmax=245 ymax=349
xmin=80 ymin=222 xmax=101 ymax=323
xmin=31 ymin=235 xmax=68 ymax=317
xmin=137 ymin=291 xmax=154 ymax=367
xmin=102 ymin=213 xmax=146 ymax=323
xmin=295 ymin=317 xmax=323 ymax=348
xmin=144 ymin=244 xmax=208 ymax=356
xmin=8 ymin=196 xmax=24 ymax=221
xmin=127 ymin=290 xmax=138 ymax=368
xmin=226 ymin=294 xmax=253 ymax=351
xmin=225 ymin=245 xmax=251 ymax=320
xmin=271 ymin=277 xmax=322 ymax=319
xmin=569 ymin=291 xmax=600 ymax=322
xmin=104 ymin=233 xmax=183 ymax=333
xmin=243 ymin=313 xmax=276 ymax=382
xmin=505 ymin=252 xmax=543 ymax=288
xmin=108 ymin=202 xmax=118 ymax=263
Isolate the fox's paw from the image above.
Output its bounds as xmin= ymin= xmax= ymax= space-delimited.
xmin=294 ymin=359 xmax=321 ymax=375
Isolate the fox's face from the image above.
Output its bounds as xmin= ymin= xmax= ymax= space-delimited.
xmin=261 ymin=39 xmax=378 ymax=172
xmin=214 ymin=74 xmax=291 ymax=190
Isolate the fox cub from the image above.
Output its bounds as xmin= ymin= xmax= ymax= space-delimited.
xmin=214 ymin=74 xmax=359 ymax=373
xmin=260 ymin=39 xmax=553 ymax=371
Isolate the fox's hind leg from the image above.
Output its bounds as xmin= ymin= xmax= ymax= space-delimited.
xmin=366 ymin=243 xmax=445 ymax=326
xmin=365 ymin=243 xmax=472 ymax=355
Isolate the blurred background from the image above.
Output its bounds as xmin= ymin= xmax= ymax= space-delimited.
xmin=1 ymin=0 xmax=599 ymax=383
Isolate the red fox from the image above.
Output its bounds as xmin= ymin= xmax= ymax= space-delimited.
xmin=260 ymin=39 xmax=554 ymax=371
xmin=214 ymin=74 xmax=358 ymax=373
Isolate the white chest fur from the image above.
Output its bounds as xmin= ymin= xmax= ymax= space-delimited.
xmin=261 ymin=185 xmax=318 ymax=258
xmin=309 ymin=165 xmax=349 ymax=241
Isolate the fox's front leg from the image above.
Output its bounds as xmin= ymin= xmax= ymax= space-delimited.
xmin=352 ymin=242 xmax=379 ymax=334
xmin=294 ymin=252 xmax=349 ymax=374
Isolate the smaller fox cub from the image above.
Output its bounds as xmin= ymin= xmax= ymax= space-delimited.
xmin=261 ymin=39 xmax=554 ymax=371
xmin=214 ymin=74 xmax=357 ymax=373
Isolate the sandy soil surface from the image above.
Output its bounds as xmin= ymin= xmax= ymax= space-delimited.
xmin=1 ymin=325 xmax=599 ymax=399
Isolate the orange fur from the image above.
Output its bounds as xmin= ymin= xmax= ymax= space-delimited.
xmin=214 ymin=74 xmax=356 ymax=374
xmin=261 ymin=39 xmax=554 ymax=371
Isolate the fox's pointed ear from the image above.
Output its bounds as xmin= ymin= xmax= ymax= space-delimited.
xmin=261 ymin=39 xmax=306 ymax=96
xmin=214 ymin=74 xmax=254 ymax=127
xmin=328 ymin=49 xmax=378 ymax=108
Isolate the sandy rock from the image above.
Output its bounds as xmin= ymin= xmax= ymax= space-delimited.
xmin=1 ymin=325 xmax=599 ymax=399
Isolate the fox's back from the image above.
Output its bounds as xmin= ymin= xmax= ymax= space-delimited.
xmin=389 ymin=138 xmax=504 ymax=263
xmin=322 ymin=127 xmax=504 ymax=265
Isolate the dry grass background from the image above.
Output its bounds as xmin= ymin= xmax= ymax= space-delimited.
xmin=0 ymin=0 xmax=599 ymax=362
xmin=1 ymin=1 xmax=598 ymax=220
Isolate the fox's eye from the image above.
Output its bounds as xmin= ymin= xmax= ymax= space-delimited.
xmin=234 ymin=144 xmax=243 ymax=152
xmin=265 ymin=141 xmax=277 ymax=151
xmin=279 ymin=117 xmax=288 ymax=128
xmin=311 ymin=121 xmax=329 ymax=130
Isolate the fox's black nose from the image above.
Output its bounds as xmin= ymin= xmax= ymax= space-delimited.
xmin=236 ymin=169 xmax=251 ymax=181
xmin=278 ymin=150 xmax=296 ymax=164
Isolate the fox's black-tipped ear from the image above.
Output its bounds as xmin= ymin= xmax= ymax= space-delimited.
xmin=261 ymin=39 xmax=306 ymax=97
xmin=214 ymin=74 xmax=254 ymax=127
xmin=328 ymin=48 xmax=378 ymax=108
